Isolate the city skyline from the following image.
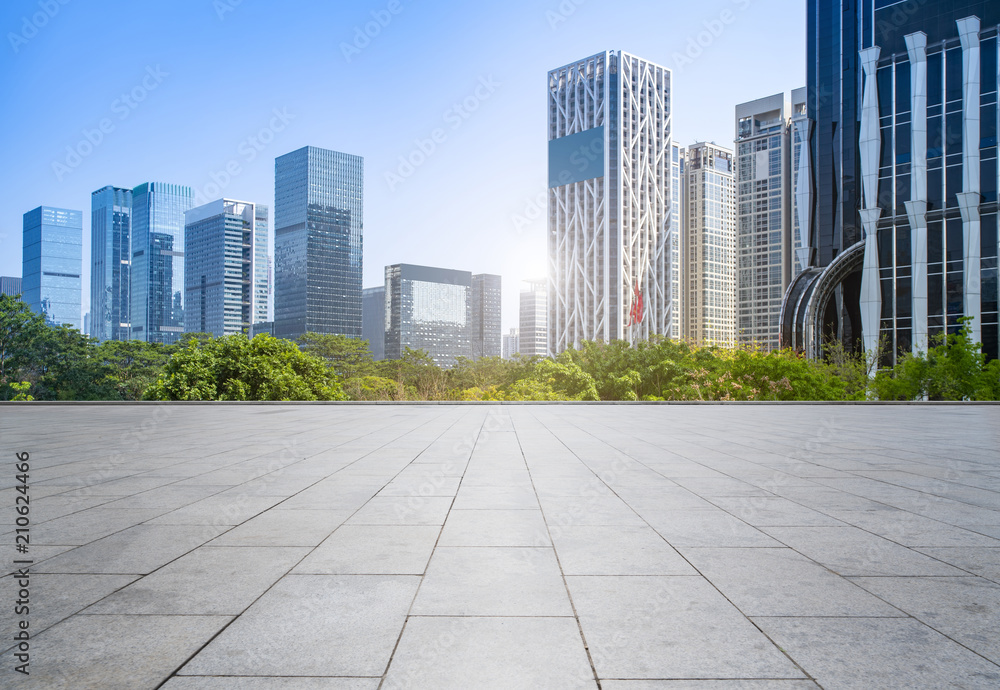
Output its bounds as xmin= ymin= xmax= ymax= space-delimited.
xmin=0 ymin=0 xmax=805 ymax=334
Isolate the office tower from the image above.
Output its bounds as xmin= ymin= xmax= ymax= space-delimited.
xmin=782 ymin=0 xmax=998 ymax=364
xmin=519 ymin=279 xmax=548 ymax=356
xmin=668 ymin=141 xmax=684 ymax=339
xmin=184 ymin=199 xmax=269 ymax=337
xmin=735 ymin=90 xmax=811 ymax=350
xmin=682 ymin=143 xmax=737 ymax=346
xmin=547 ymin=51 xmax=674 ymax=353
xmin=0 ymin=276 xmax=22 ymax=296
xmin=130 ymin=182 xmax=193 ymax=344
xmin=362 ymin=285 xmax=386 ymax=360
xmin=470 ymin=273 xmax=502 ymax=358
xmin=90 ymin=186 xmax=132 ymax=341
xmin=273 ymin=146 xmax=363 ymax=340
xmin=384 ymin=264 xmax=471 ymax=368
xmin=502 ymin=327 xmax=519 ymax=359
xmin=22 ymin=206 xmax=83 ymax=329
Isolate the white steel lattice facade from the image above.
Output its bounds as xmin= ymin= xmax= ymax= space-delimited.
xmin=547 ymin=51 xmax=673 ymax=354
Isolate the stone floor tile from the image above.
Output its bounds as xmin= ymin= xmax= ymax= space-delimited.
xmin=551 ymin=525 xmax=696 ymax=575
xmin=438 ymin=508 xmax=549 ymax=547
xmin=209 ymin=509 xmax=350 ymax=546
xmin=294 ymin=525 xmax=439 ymax=574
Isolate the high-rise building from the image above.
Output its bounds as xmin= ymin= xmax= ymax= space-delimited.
xmin=362 ymin=285 xmax=386 ymax=360
xmin=682 ymin=143 xmax=737 ymax=346
xmin=184 ymin=199 xmax=269 ymax=337
xmin=0 ymin=276 xmax=22 ymax=297
xmin=667 ymin=141 xmax=684 ymax=340
xmin=90 ymin=186 xmax=133 ymax=341
xmin=502 ymin=327 xmax=519 ymax=359
xmin=22 ymin=206 xmax=82 ymax=330
xmin=273 ymin=146 xmax=363 ymax=340
xmin=519 ymin=279 xmax=548 ymax=356
xmin=735 ymin=90 xmax=811 ymax=350
xmin=782 ymin=0 xmax=998 ymax=364
xmin=547 ymin=51 xmax=674 ymax=353
xmin=470 ymin=273 xmax=502 ymax=358
xmin=384 ymin=264 xmax=471 ymax=368
xmin=130 ymin=182 xmax=193 ymax=344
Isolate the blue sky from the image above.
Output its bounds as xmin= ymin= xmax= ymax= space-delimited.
xmin=0 ymin=0 xmax=804 ymax=331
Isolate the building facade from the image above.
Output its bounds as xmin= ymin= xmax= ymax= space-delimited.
xmin=184 ymin=199 xmax=269 ymax=337
xmin=384 ymin=264 xmax=471 ymax=368
xmin=130 ymin=182 xmax=193 ymax=344
xmin=22 ymin=206 xmax=83 ymax=330
xmin=782 ymin=0 xmax=999 ymax=364
xmin=547 ymin=51 xmax=675 ymax=353
xmin=471 ymin=273 xmax=502 ymax=358
xmin=273 ymin=146 xmax=364 ymax=340
xmin=735 ymin=90 xmax=811 ymax=350
xmin=90 ymin=186 xmax=132 ymax=341
xmin=0 ymin=276 xmax=22 ymax=297
xmin=362 ymin=285 xmax=386 ymax=360
xmin=519 ymin=279 xmax=548 ymax=356
xmin=502 ymin=327 xmax=519 ymax=359
xmin=682 ymin=143 xmax=738 ymax=346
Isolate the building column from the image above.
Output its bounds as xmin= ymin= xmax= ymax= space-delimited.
xmin=859 ymin=46 xmax=882 ymax=361
xmin=957 ymin=16 xmax=982 ymax=343
xmin=905 ymin=32 xmax=929 ymax=353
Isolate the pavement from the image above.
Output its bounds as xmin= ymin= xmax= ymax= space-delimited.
xmin=1 ymin=403 xmax=999 ymax=689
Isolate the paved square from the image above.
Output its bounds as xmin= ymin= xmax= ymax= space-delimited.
xmin=1 ymin=403 xmax=998 ymax=688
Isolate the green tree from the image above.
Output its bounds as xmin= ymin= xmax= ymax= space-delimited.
xmin=24 ymin=324 xmax=116 ymax=400
xmin=145 ymin=334 xmax=346 ymax=401
xmin=375 ymin=348 xmax=448 ymax=400
xmin=0 ymin=295 xmax=47 ymax=399
xmin=97 ymin=340 xmax=171 ymax=400
xmin=297 ymin=333 xmax=375 ymax=379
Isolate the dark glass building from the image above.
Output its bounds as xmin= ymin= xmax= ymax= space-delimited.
xmin=384 ymin=264 xmax=471 ymax=368
xmin=782 ymin=0 xmax=999 ymax=364
xmin=90 ymin=186 xmax=132 ymax=341
xmin=471 ymin=273 xmax=502 ymax=358
xmin=131 ymin=182 xmax=193 ymax=344
xmin=362 ymin=285 xmax=386 ymax=360
xmin=0 ymin=276 xmax=22 ymax=297
xmin=22 ymin=206 xmax=83 ymax=330
xmin=273 ymin=146 xmax=363 ymax=340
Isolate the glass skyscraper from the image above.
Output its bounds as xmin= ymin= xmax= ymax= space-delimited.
xmin=471 ymin=273 xmax=502 ymax=358
xmin=130 ymin=182 xmax=193 ymax=344
xmin=362 ymin=286 xmax=386 ymax=360
xmin=0 ymin=277 xmax=22 ymax=297
xmin=519 ymin=279 xmax=548 ymax=357
xmin=22 ymin=206 xmax=83 ymax=330
xmin=184 ymin=199 xmax=269 ymax=337
xmin=547 ymin=51 xmax=674 ymax=353
xmin=90 ymin=186 xmax=133 ymax=341
xmin=783 ymin=0 xmax=999 ymax=365
xmin=384 ymin=264 xmax=471 ymax=368
xmin=274 ymin=146 xmax=363 ymax=340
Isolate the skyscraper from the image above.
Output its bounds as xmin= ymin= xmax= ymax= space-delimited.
xmin=384 ymin=264 xmax=470 ymax=368
xmin=735 ymin=90 xmax=811 ymax=350
xmin=362 ymin=285 xmax=386 ymax=361
xmin=130 ymin=182 xmax=193 ymax=344
xmin=184 ymin=199 xmax=269 ymax=337
xmin=0 ymin=277 xmax=22 ymax=297
xmin=470 ymin=273 xmax=502 ymax=358
xmin=519 ymin=279 xmax=548 ymax=357
xmin=782 ymin=0 xmax=999 ymax=364
xmin=547 ymin=51 xmax=674 ymax=353
xmin=682 ymin=143 xmax=737 ymax=346
xmin=502 ymin=327 xmax=519 ymax=359
xmin=273 ymin=146 xmax=363 ymax=340
xmin=90 ymin=186 xmax=132 ymax=341
xmin=22 ymin=206 xmax=82 ymax=330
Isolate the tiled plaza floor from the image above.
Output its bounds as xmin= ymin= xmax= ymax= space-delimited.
xmin=1 ymin=403 xmax=999 ymax=689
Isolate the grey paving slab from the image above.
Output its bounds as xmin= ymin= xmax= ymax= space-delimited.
xmin=850 ymin=576 xmax=1000 ymax=662
xmin=644 ymin=509 xmax=783 ymax=547
xmin=84 ymin=546 xmax=309 ymax=615
xmin=382 ymin=616 xmax=596 ymax=689
xmin=145 ymin=495 xmax=285 ymax=525
xmin=438 ymin=508 xmax=550 ymax=546
xmin=551 ymin=525 xmax=697 ymax=575
xmin=913 ymin=546 xmax=1000 ymax=583
xmin=754 ymin=617 xmax=1000 ymax=689
xmin=832 ymin=510 xmax=1000 ymax=547
xmin=180 ymin=575 xmax=419 ymax=677
xmin=679 ymin=547 xmax=902 ymax=617
xmin=411 ymin=546 xmax=573 ymax=616
xmin=0 ymin=614 xmax=231 ymax=689
xmin=707 ymin=496 xmax=845 ymax=526
xmin=452 ymin=484 xmax=540 ymax=509
xmin=209 ymin=508 xmax=351 ymax=546
xmin=568 ymin=575 xmax=804 ymax=680
xmin=162 ymin=679 xmax=379 ymax=689
xmin=346 ymin=496 xmax=453 ymax=525
xmin=34 ymin=524 xmax=230 ymax=574
xmin=294 ymin=525 xmax=439 ymax=574
xmin=540 ymin=495 xmax=648 ymax=526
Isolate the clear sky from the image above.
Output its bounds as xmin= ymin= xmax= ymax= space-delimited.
xmin=0 ymin=0 xmax=805 ymax=333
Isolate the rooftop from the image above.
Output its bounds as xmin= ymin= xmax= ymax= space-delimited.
xmin=2 ymin=404 xmax=999 ymax=688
